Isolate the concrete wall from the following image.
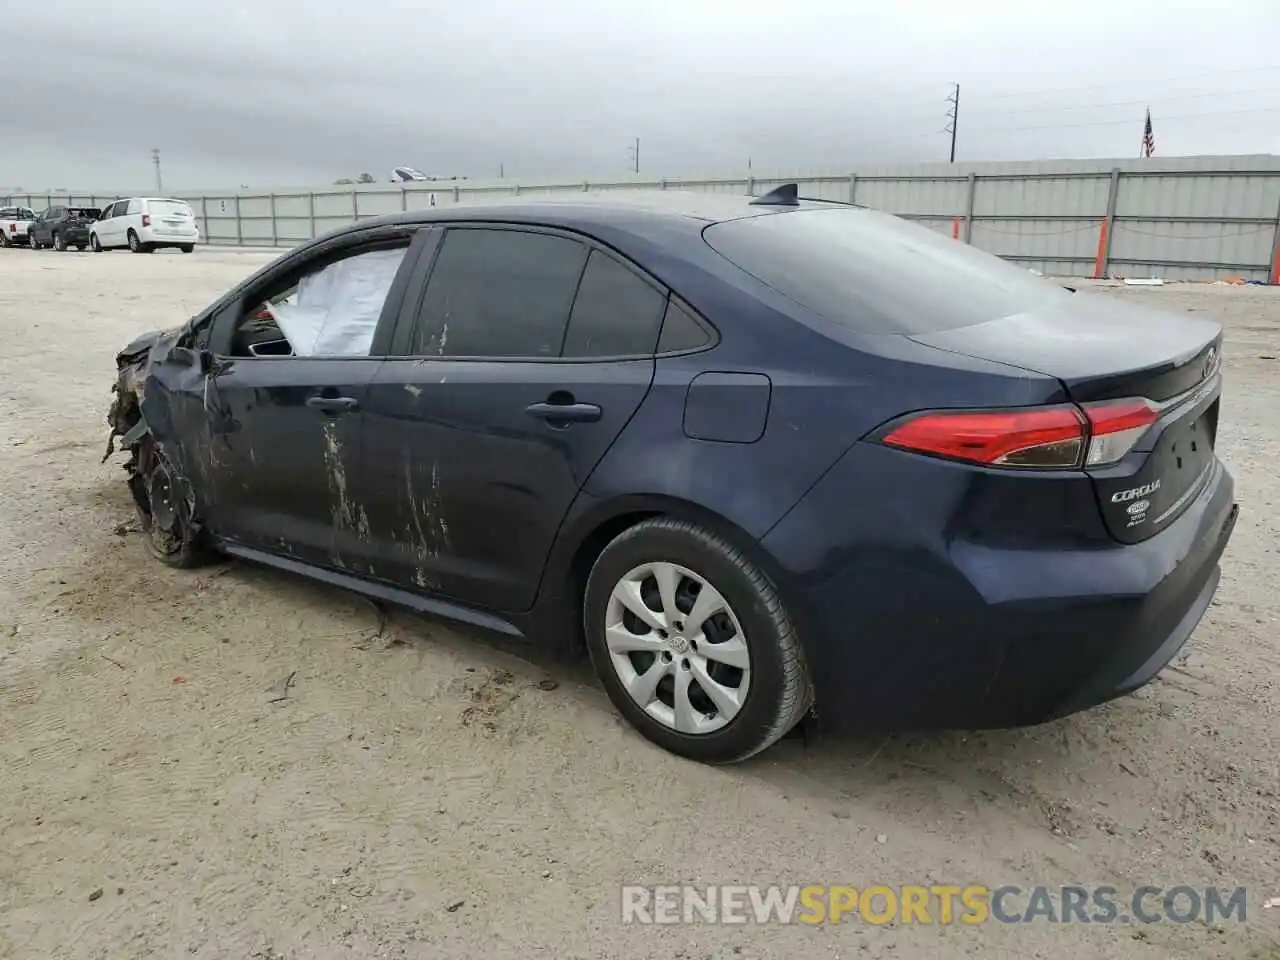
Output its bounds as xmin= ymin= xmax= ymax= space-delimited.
xmin=8 ymin=155 xmax=1280 ymax=281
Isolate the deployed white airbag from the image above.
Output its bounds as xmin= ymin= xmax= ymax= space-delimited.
xmin=267 ymin=247 xmax=406 ymax=356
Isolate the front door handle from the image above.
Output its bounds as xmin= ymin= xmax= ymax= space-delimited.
xmin=525 ymin=400 xmax=602 ymax=424
xmin=306 ymin=395 xmax=360 ymax=413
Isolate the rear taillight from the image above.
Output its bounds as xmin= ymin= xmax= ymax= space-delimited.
xmin=7 ymin=224 xmax=14 ymax=233
xmin=881 ymin=398 xmax=1158 ymax=470
xmin=141 ymin=214 xmax=151 ymax=227
xmin=881 ymin=405 xmax=1086 ymax=468
xmin=1081 ymin=398 xmax=1158 ymax=466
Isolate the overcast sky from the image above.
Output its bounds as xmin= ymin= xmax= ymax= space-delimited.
xmin=3 ymin=0 xmax=1278 ymax=192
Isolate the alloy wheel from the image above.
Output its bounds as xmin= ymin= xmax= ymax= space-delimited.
xmin=603 ymin=561 xmax=751 ymax=734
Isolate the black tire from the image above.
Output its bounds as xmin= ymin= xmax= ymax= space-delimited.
xmin=127 ymin=230 xmax=145 ymax=253
xmin=0 ymin=232 xmax=9 ymax=248
xmin=53 ymin=232 xmax=66 ymax=251
xmin=29 ymin=234 xmax=41 ymax=250
xmin=90 ymin=234 xmax=103 ymax=252
xmin=75 ymin=244 xmax=86 ymax=251
xmin=583 ymin=518 xmax=812 ymax=764
xmin=131 ymin=436 xmax=213 ymax=569
xmin=180 ymin=244 xmax=194 ymax=254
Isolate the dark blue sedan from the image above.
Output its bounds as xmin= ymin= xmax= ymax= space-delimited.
xmin=105 ymin=185 xmax=1238 ymax=763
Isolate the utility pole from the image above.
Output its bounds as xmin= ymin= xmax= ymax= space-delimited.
xmin=627 ymin=137 xmax=640 ymax=175
xmin=945 ymin=83 xmax=960 ymax=163
xmin=151 ymin=149 xmax=163 ymax=192
xmin=499 ymin=162 xmax=505 ymax=179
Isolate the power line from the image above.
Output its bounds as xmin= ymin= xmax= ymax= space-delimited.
xmin=972 ymin=63 xmax=1280 ymax=104
xmin=825 ymin=82 xmax=1280 ymax=143
xmin=960 ymin=102 xmax=1280 ymax=137
xmin=985 ymin=85 xmax=1280 ymax=119
xmin=846 ymin=101 xmax=1280 ymax=155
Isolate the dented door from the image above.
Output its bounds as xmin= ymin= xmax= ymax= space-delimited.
xmin=204 ymin=357 xmax=383 ymax=572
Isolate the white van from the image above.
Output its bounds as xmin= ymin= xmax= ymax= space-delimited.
xmin=90 ymin=198 xmax=199 ymax=253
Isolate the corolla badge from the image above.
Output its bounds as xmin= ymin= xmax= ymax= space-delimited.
xmin=1112 ymin=480 xmax=1161 ymax=503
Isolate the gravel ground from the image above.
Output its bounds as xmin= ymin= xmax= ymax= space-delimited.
xmin=0 ymin=247 xmax=1278 ymax=960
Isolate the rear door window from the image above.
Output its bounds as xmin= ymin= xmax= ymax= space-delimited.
xmin=561 ymin=250 xmax=667 ymax=358
xmin=657 ymin=299 xmax=713 ymax=353
xmin=150 ymin=200 xmax=193 ymax=218
xmin=703 ymin=208 xmax=1065 ymax=335
xmin=408 ymin=228 xmax=588 ymax=358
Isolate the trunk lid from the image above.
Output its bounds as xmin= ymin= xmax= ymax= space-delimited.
xmin=909 ymin=292 xmax=1224 ymax=543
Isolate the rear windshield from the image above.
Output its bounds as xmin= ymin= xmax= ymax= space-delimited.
xmin=703 ymin=207 xmax=1064 ymax=335
xmin=149 ymin=200 xmax=193 ymax=217
xmin=70 ymin=208 xmax=101 ymax=219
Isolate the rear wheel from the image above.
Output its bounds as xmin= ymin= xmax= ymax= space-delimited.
xmin=29 ymin=233 xmax=41 ymax=250
xmin=131 ymin=436 xmax=212 ymax=568
xmin=53 ymin=232 xmax=66 ymax=251
xmin=583 ymin=518 xmax=812 ymax=763
xmin=127 ymin=230 xmax=144 ymax=253
xmin=0 ymin=232 xmax=9 ymax=248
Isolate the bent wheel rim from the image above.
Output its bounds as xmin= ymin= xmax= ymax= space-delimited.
xmin=144 ymin=454 xmax=186 ymax=557
xmin=604 ymin=561 xmax=751 ymax=735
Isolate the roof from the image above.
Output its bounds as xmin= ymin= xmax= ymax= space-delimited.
xmin=336 ymin=189 xmax=848 ymax=244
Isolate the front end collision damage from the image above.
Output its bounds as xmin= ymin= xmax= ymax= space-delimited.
xmin=103 ymin=325 xmax=209 ymax=558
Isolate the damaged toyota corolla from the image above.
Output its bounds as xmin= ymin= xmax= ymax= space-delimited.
xmin=104 ymin=185 xmax=1238 ymax=764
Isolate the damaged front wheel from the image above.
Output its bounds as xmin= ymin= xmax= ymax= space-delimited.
xmin=133 ymin=436 xmax=211 ymax=569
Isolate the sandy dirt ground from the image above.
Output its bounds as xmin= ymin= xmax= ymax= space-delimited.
xmin=0 ymin=246 xmax=1278 ymax=960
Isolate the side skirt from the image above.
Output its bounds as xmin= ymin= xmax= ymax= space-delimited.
xmin=213 ymin=539 xmax=527 ymax=640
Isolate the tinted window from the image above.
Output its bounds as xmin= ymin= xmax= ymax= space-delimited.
xmin=657 ymin=299 xmax=712 ymax=353
xmin=100 ymin=203 xmax=116 ymax=219
xmin=561 ymin=251 xmax=666 ymax=357
xmin=411 ymin=228 xmax=587 ymax=358
xmin=126 ymin=199 xmax=140 ymax=215
xmin=703 ymin=208 xmax=1067 ymax=335
xmin=0 ymin=209 xmax=11 ymax=218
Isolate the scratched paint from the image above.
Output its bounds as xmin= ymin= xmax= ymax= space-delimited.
xmin=403 ymin=449 xmax=451 ymax=590
xmin=321 ymin=420 xmax=372 ymax=568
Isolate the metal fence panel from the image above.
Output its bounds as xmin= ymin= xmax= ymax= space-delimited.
xmin=9 ymin=155 xmax=1278 ymax=280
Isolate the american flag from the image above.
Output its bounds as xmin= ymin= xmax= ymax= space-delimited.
xmin=1141 ymin=108 xmax=1155 ymax=158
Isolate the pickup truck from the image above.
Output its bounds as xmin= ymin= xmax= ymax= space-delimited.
xmin=28 ymin=205 xmax=102 ymax=251
xmin=0 ymin=205 xmax=36 ymax=247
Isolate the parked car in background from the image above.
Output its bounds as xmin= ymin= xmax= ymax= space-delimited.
xmin=103 ymin=186 xmax=1237 ymax=764
xmin=91 ymin=197 xmax=199 ymax=253
xmin=0 ymin=205 xmax=37 ymax=246
xmin=28 ymin=206 xmax=101 ymax=251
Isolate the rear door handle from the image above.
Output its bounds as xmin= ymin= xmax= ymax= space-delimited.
xmin=306 ymin=396 xmax=360 ymax=413
xmin=525 ymin=401 xmax=602 ymax=424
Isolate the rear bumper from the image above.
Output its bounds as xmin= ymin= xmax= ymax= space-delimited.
xmin=62 ymin=226 xmax=92 ymax=244
xmin=758 ymin=442 xmax=1238 ymax=732
xmin=139 ymin=226 xmax=198 ymax=245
